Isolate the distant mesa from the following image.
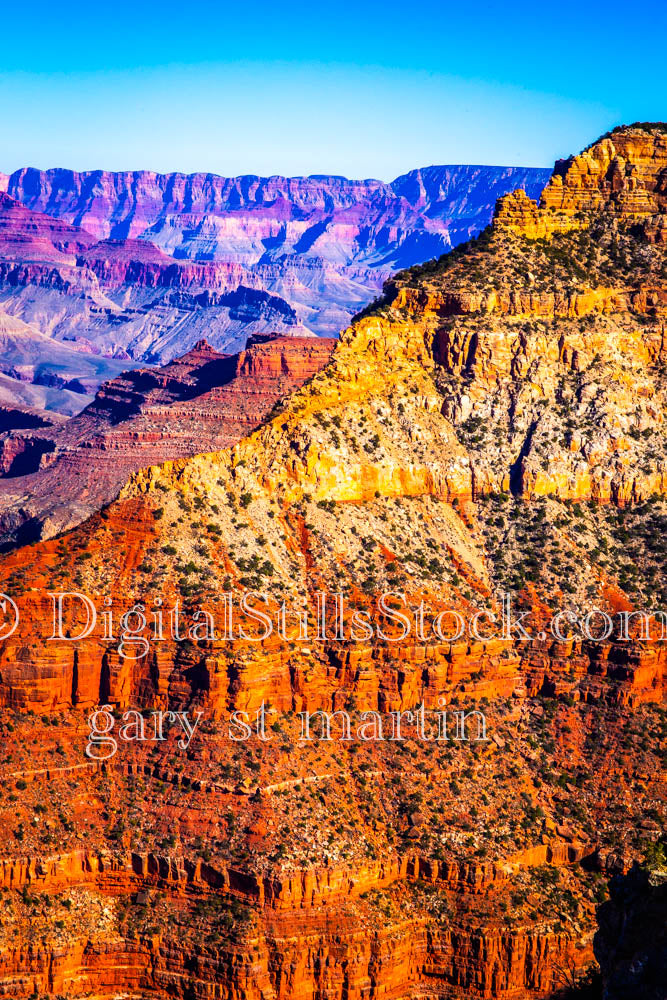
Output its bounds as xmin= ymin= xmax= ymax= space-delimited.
xmin=0 ymin=162 xmax=550 ymax=413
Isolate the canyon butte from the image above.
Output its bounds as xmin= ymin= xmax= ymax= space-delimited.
xmin=0 ymin=125 xmax=665 ymax=999
xmin=0 ymin=334 xmax=336 ymax=550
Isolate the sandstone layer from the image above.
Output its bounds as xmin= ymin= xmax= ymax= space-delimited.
xmin=0 ymin=126 xmax=664 ymax=1000
xmin=0 ymin=334 xmax=335 ymax=549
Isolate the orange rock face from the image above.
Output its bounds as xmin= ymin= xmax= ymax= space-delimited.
xmin=496 ymin=126 xmax=667 ymax=239
xmin=0 ymin=125 xmax=665 ymax=999
xmin=0 ymin=333 xmax=335 ymax=548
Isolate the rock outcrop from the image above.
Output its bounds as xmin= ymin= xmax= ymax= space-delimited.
xmin=496 ymin=125 xmax=667 ymax=239
xmin=0 ymin=126 xmax=664 ymax=1000
xmin=0 ymin=333 xmax=335 ymax=548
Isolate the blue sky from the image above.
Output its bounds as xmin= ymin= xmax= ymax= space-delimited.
xmin=1 ymin=0 xmax=665 ymax=179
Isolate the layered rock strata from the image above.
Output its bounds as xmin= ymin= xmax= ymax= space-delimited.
xmin=0 ymin=334 xmax=335 ymax=548
xmin=0 ymin=126 xmax=664 ymax=1000
xmin=3 ymin=165 xmax=551 ymax=352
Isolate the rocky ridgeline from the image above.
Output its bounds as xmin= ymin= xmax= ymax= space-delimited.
xmin=0 ymin=127 xmax=664 ymax=999
xmin=0 ymin=192 xmax=304 ymax=410
xmin=0 ymin=165 xmax=550 ymax=383
xmin=496 ymin=125 xmax=667 ymax=239
xmin=0 ymin=334 xmax=335 ymax=549
xmin=7 ymin=164 xmax=551 ymax=252
xmin=0 ymin=840 xmax=590 ymax=1000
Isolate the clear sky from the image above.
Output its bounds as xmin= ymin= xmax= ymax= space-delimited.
xmin=1 ymin=0 xmax=665 ymax=179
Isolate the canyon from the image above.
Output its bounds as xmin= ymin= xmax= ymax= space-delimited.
xmin=0 ymin=165 xmax=549 ymax=415
xmin=0 ymin=191 xmax=304 ymax=415
xmin=0 ymin=126 xmax=665 ymax=999
xmin=0 ymin=333 xmax=335 ymax=549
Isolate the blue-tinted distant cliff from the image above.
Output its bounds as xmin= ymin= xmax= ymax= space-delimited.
xmin=7 ymin=164 xmax=550 ymax=336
